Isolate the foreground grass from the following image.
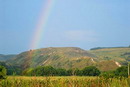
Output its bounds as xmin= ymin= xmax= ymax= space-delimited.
xmin=0 ymin=76 xmax=130 ymax=87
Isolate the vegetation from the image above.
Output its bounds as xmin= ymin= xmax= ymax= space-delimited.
xmin=21 ymin=65 xmax=129 ymax=79
xmin=0 ymin=65 xmax=128 ymax=87
xmin=0 ymin=76 xmax=129 ymax=87
xmin=90 ymin=47 xmax=130 ymax=66
xmin=100 ymin=71 xmax=115 ymax=79
xmin=0 ymin=61 xmax=22 ymax=75
xmin=22 ymin=66 xmax=101 ymax=76
xmin=5 ymin=47 xmax=130 ymax=72
xmin=0 ymin=47 xmax=130 ymax=86
xmin=6 ymin=47 xmax=98 ymax=70
xmin=90 ymin=47 xmax=128 ymax=50
xmin=114 ymin=66 xmax=128 ymax=77
xmin=82 ymin=66 xmax=100 ymax=76
xmin=0 ymin=66 xmax=7 ymax=79
xmin=99 ymin=66 xmax=128 ymax=79
xmin=0 ymin=54 xmax=16 ymax=61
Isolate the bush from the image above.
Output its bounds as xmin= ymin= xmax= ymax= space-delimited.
xmin=67 ymin=68 xmax=82 ymax=76
xmin=22 ymin=66 xmax=102 ymax=76
xmin=100 ymin=71 xmax=115 ymax=79
xmin=114 ymin=66 xmax=128 ymax=77
xmin=82 ymin=66 xmax=100 ymax=76
xmin=0 ymin=66 xmax=7 ymax=79
xmin=56 ymin=68 xmax=67 ymax=76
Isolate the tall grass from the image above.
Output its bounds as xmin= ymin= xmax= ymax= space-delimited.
xmin=0 ymin=76 xmax=129 ymax=87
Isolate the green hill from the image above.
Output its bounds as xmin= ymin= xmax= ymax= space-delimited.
xmin=7 ymin=47 xmax=97 ymax=70
xmin=0 ymin=54 xmax=16 ymax=61
xmin=89 ymin=47 xmax=130 ymax=65
xmin=5 ymin=47 xmax=130 ymax=72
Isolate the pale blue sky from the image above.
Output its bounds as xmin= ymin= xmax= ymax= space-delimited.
xmin=0 ymin=0 xmax=130 ymax=54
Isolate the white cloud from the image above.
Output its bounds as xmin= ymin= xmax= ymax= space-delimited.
xmin=64 ymin=29 xmax=98 ymax=42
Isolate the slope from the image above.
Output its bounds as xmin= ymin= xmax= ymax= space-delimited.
xmin=89 ymin=47 xmax=130 ymax=65
xmin=7 ymin=47 xmax=97 ymax=70
xmin=0 ymin=54 xmax=16 ymax=61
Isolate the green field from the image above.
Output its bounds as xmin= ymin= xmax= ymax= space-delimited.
xmin=0 ymin=76 xmax=130 ymax=87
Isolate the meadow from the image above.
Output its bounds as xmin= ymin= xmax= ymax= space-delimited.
xmin=0 ymin=76 xmax=130 ymax=87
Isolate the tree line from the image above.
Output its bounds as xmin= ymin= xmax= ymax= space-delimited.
xmin=22 ymin=66 xmax=101 ymax=76
xmin=22 ymin=65 xmax=128 ymax=78
xmin=0 ymin=64 xmax=128 ymax=79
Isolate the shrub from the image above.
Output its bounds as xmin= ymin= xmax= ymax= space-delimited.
xmin=0 ymin=66 xmax=7 ymax=79
xmin=100 ymin=71 xmax=115 ymax=79
xmin=114 ymin=66 xmax=128 ymax=77
xmin=82 ymin=66 xmax=100 ymax=76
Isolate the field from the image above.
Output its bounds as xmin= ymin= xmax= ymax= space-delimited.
xmin=0 ymin=76 xmax=130 ymax=87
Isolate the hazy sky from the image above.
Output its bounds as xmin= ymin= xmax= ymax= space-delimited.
xmin=0 ymin=0 xmax=130 ymax=54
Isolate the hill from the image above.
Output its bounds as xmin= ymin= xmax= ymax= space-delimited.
xmin=89 ymin=47 xmax=130 ymax=65
xmin=5 ymin=47 xmax=130 ymax=72
xmin=6 ymin=47 xmax=97 ymax=70
xmin=0 ymin=54 xmax=16 ymax=61
xmin=90 ymin=47 xmax=128 ymax=50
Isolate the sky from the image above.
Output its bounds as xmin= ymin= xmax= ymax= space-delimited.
xmin=0 ymin=0 xmax=130 ymax=54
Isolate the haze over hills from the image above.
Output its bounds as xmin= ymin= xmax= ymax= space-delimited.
xmin=0 ymin=54 xmax=16 ymax=61
xmin=3 ymin=47 xmax=130 ymax=71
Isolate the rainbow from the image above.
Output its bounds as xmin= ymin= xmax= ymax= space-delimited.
xmin=30 ymin=0 xmax=54 ymax=50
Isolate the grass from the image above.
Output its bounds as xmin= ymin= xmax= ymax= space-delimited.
xmin=90 ymin=48 xmax=130 ymax=61
xmin=0 ymin=76 xmax=129 ymax=87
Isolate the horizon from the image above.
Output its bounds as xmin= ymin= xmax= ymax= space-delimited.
xmin=0 ymin=0 xmax=130 ymax=54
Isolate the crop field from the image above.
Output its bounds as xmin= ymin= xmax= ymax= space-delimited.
xmin=0 ymin=76 xmax=130 ymax=87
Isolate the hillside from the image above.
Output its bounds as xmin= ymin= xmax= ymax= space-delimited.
xmin=0 ymin=54 xmax=16 ymax=61
xmin=6 ymin=47 xmax=97 ymax=70
xmin=89 ymin=47 xmax=130 ymax=65
xmin=5 ymin=47 xmax=130 ymax=71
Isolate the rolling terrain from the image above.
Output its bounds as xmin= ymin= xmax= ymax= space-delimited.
xmin=6 ymin=47 xmax=97 ymax=70
xmin=89 ymin=47 xmax=130 ymax=65
xmin=5 ymin=47 xmax=130 ymax=71
xmin=0 ymin=47 xmax=129 ymax=72
xmin=0 ymin=54 xmax=16 ymax=61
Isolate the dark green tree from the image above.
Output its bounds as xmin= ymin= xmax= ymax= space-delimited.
xmin=43 ymin=66 xmax=57 ymax=76
xmin=32 ymin=66 xmax=44 ymax=76
xmin=67 ymin=69 xmax=73 ymax=76
xmin=74 ymin=68 xmax=82 ymax=76
xmin=56 ymin=68 xmax=67 ymax=76
xmin=0 ymin=66 xmax=7 ymax=79
xmin=114 ymin=66 xmax=128 ymax=77
xmin=100 ymin=71 xmax=115 ymax=79
xmin=30 ymin=66 xmax=57 ymax=76
xmin=82 ymin=66 xmax=100 ymax=76
xmin=67 ymin=68 xmax=82 ymax=76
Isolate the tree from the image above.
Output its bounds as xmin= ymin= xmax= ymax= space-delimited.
xmin=100 ymin=71 xmax=115 ymax=79
xmin=82 ymin=66 xmax=100 ymax=76
xmin=67 ymin=69 xmax=74 ymax=76
xmin=32 ymin=66 xmax=44 ymax=76
xmin=30 ymin=66 xmax=57 ymax=76
xmin=114 ymin=66 xmax=128 ymax=77
xmin=74 ymin=68 xmax=82 ymax=76
xmin=43 ymin=66 xmax=57 ymax=76
xmin=66 ymin=68 xmax=82 ymax=76
xmin=0 ymin=66 xmax=7 ymax=79
xmin=56 ymin=68 xmax=67 ymax=76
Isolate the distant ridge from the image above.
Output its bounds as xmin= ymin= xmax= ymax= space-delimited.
xmin=0 ymin=54 xmax=16 ymax=61
xmin=90 ymin=46 xmax=129 ymax=50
